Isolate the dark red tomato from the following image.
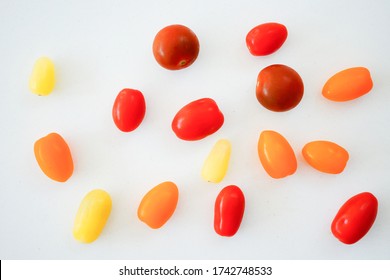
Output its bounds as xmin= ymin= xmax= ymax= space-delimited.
xmin=331 ymin=192 xmax=378 ymax=245
xmin=256 ymin=64 xmax=304 ymax=112
xmin=172 ymin=98 xmax=224 ymax=141
xmin=112 ymin=88 xmax=146 ymax=132
xmin=153 ymin=24 xmax=200 ymax=70
xmin=246 ymin=23 xmax=288 ymax=56
xmin=214 ymin=185 xmax=245 ymax=237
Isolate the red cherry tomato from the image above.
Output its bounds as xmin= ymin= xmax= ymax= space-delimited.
xmin=331 ymin=192 xmax=378 ymax=244
xmin=172 ymin=98 xmax=224 ymax=141
xmin=246 ymin=22 xmax=288 ymax=56
xmin=256 ymin=64 xmax=304 ymax=112
xmin=153 ymin=24 xmax=200 ymax=70
xmin=214 ymin=185 xmax=245 ymax=237
xmin=112 ymin=88 xmax=146 ymax=132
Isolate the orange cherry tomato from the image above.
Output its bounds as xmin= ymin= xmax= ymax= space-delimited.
xmin=256 ymin=64 xmax=304 ymax=112
xmin=214 ymin=185 xmax=245 ymax=237
xmin=331 ymin=192 xmax=378 ymax=244
xmin=153 ymin=24 xmax=200 ymax=70
xmin=34 ymin=132 xmax=74 ymax=182
xmin=246 ymin=22 xmax=288 ymax=56
xmin=258 ymin=130 xmax=297 ymax=179
xmin=322 ymin=67 xmax=373 ymax=101
xmin=302 ymin=141 xmax=349 ymax=174
xmin=112 ymin=88 xmax=146 ymax=132
xmin=138 ymin=181 xmax=179 ymax=229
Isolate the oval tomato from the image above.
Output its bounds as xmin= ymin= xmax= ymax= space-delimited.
xmin=138 ymin=181 xmax=179 ymax=229
xmin=302 ymin=140 xmax=349 ymax=174
xmin=331 ymin=192 xmax=378 ymax=244
xmin=258 ymin=130 xmax=297 ymax=179
xmin=29 ymin=57 xmax=56 ymax=96
xmin=322 ymin=67 xmax=373 ymax=102
xmin=256 ymin=64 xmax=304 ymax=112
xmin=112 ymin=88 xmax=146 ymax=132
xmin=34 ymin=132 xmax=74 ymax=182
xmin=172 ymin=98 xmax=224 ymax=141
xmin=246 ymin=22 xmax=288 ymax=56
xmin=153 ymin=24 xmax=200 ymax=70
xmin=73 ymin=189 xmax=112 ymax=243
xmin=201 ymin=139 xmax=232 ymax=183
xmin=214 ymin=185 xmax=245 ymax=237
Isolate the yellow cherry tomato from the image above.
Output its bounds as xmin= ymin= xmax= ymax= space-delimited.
xmin=73 ymin=189 xmax=112 ymax=243
xmin=138 ymin=181 xmax=179 ymax=229
xmin=322 ymin=67 xmax=373 ymax=101
xmin=29 ymin=57 xmax=55 ymax=95
xmin=34 ymin=132 xmax=74 ymax=182
xmin=302 ymin=141 xmax=349 ymax=174
xmin=258 ymin=130 xmax=297 ymax=179
xmin=201 ymin=139 xmax=231 ymax=183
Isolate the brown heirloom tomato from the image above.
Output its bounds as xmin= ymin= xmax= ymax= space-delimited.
xmin=256 ymin=64 xmax=304 ymax=112
xmin=153 ymin=24 xmax=200 ymax=70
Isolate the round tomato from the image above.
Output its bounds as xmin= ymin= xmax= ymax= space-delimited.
xmin=256 ymin=64 xmax=304 ymax=112
xmin=172 ymin=98 xmax=224 ymax=141
xmin=112 ymin=88 xmax=146 ymax=132
xmin=153 ymin=24 xmax=200 ymax=70
xmin=214 ymin=185 xmax=245 ymax=237
xmin=331 ymin=192 xmax=378 ymax=244
xmin=246 ymin=22 xmax=288 ymax=56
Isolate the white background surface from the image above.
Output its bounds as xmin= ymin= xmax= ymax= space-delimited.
xmin=1 ymin=0 xmax=389 ymax=260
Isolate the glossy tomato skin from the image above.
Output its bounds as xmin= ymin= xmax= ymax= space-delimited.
xmin=214 ymin=185 xmax=245 ymax=237
xmin=138 ymin=181 xmax=179 ymax=229
xmin=258 ymin=130 xmax=297 ymax=179
xmin=112 ymin=89 xmax=146 ymax=132
xmin=302 ymin=141 xmax=349 ymax=174
xmin=73 ymin=189 xmax=112 ymax=243
xmin=322 ymin=67 xmax=373 ymax=102
xmin=331 ymin=192 xmax=378 ymax=245
xmin=34 ymin=132 xmax=74 ymax=182
xmin=246 ymin=23 xmax=288 ymax=56
xmin=256 ymin=64 xmax=304 ymax=112
xmin=153 ymin=24 xmax=200 ymax=70
xmin=172 ymin=98 xmax=224 ymax=141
